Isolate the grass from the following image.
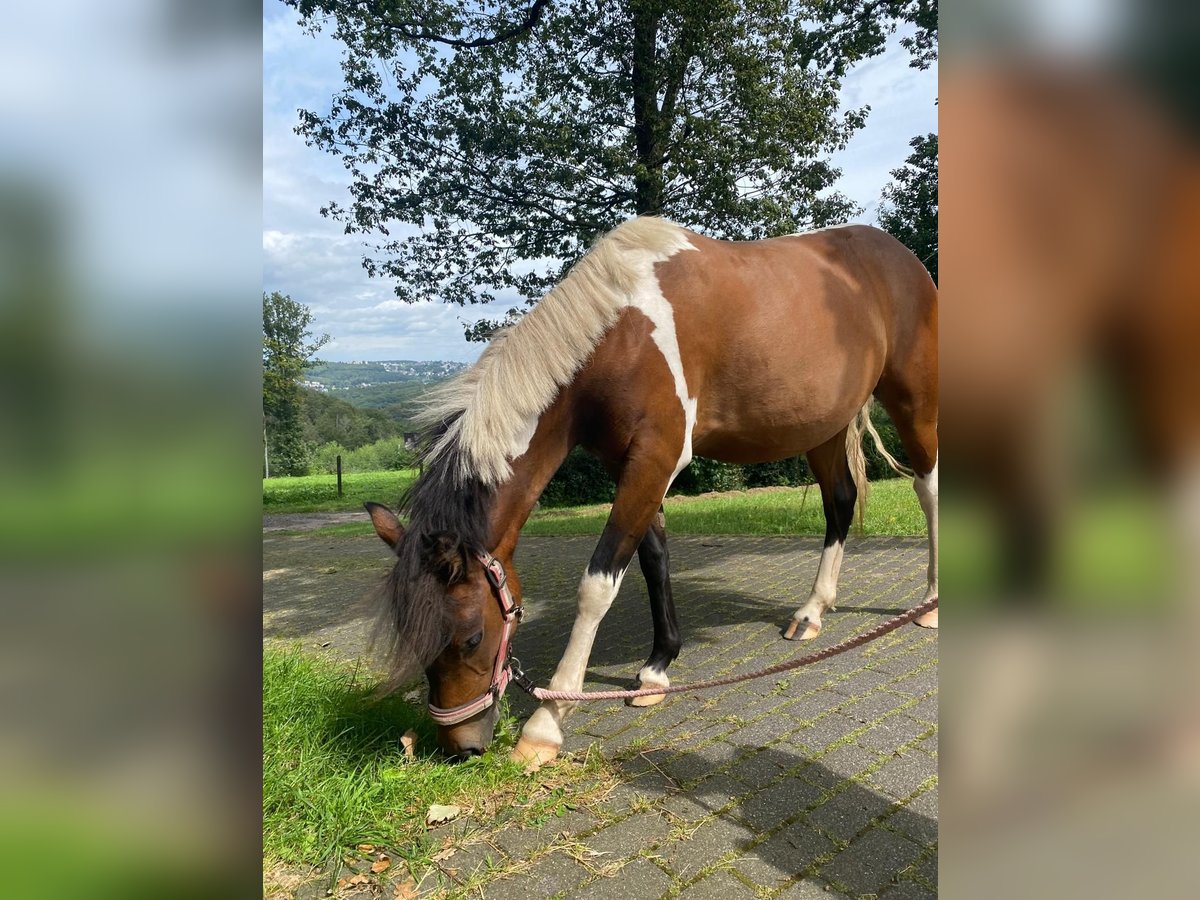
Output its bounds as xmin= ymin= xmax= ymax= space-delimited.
xmin=525 ymin=479 xmax=922 ymax=536
xmin=263 ymin=470 xmax=419 ymax=514
xmin=262 ymin=647 xmax=619 ymax=872
xmin=266 ymin=475 xmax=925 ymax=537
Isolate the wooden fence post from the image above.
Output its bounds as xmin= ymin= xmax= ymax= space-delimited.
xmin=336 ymin=455 xmax=343 ymax=497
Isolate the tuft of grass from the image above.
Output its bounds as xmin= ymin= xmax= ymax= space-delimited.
xmin=263 ymin=647 xmax=618 ymax=870
xmin=263 ymin=470 xmax=419 ymax=514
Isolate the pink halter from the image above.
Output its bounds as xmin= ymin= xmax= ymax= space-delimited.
xmin=426 ymin=550 xmax=524 ymax=727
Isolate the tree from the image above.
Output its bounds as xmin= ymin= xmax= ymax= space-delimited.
xmin=877 ymin=132 xmax=937 ymax=283
xmin=286 ymin=0 xmax=937 ymax=337
xmin=263 ymin=291 xmax=330 ymax=476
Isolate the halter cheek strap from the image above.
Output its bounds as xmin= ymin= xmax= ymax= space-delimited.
xmin=426 ymin=550 xmax=523 ymax=727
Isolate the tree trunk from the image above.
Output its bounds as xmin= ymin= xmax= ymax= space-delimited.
xmin=630 ymin=5 xmax=665 ymax=216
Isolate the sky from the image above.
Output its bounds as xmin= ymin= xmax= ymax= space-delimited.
xmin=263 ymin=4 xmax=937 ymax=363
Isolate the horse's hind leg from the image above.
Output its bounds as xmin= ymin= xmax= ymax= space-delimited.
xmin=875 ymin=376 xmax=939 ymax=628
xmin=628 ymin=506 xmax=680 ymax=706
xmin=785 ymin=429 xmax=857 ymax=641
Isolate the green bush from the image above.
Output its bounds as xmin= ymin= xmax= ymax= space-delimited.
xmin=540 ymin=448 xmax=614 ymax=507
xmin=309 ymin=438 xmax=416 ymax=474
xmin=672 ymin=457 xmax=745 ymax=495
xmin=743 ymin=456 xmax=812 ymax=488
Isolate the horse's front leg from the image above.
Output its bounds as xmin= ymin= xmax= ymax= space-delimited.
xmin=627 ymin=506 xmax=680 ymax=707
xmin=513 ymin=457 xmax=674 ymax=770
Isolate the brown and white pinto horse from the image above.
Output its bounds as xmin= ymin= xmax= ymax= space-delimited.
xmin=365 ymin=218 xmax=938 ymax=768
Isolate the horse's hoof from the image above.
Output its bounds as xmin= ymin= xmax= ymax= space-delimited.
xmin=914 ymin=607 xmax=938 ymax=629
xmin=627 ymin=683 xmax=667 ymax=707
xmin=511 ymin=736 xmax=559 ymax=771
xmin=783 ymin=618 xmax=821 ymax=641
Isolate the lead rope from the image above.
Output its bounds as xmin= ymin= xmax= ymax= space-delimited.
xmin=512 ymin=596 xmax=937 ymax=702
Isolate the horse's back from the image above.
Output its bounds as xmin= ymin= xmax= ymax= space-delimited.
xmin=651 ymin=224 xmax=933 ymax=460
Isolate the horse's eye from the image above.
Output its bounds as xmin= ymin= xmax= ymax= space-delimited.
xmin=465 ymin=631 xmax=483 ymax=651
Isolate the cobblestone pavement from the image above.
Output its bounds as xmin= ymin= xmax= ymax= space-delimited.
xmin=264 ymin=530 xmax=938 ymax=898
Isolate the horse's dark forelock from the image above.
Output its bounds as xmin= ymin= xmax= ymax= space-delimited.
xmin=371 ymin=433 xmax=494 ymax=693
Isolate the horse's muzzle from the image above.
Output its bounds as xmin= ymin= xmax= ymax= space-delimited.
xmin=437 ymin=702 xmax=499 ymax=759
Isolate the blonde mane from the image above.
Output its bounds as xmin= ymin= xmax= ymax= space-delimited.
xmin=416 ymin=217 xmax=695 ymax=485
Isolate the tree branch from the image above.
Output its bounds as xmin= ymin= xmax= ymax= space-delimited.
xmin=363 ymin=0 xmax=551 ymax=49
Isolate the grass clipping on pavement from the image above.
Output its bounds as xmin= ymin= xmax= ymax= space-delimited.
xmin=263 ymin=647 xmax=620 ymax=871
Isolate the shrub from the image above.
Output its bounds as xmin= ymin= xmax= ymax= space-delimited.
xmin=539 ymin=449 xmax=614 ymax=507
xmin=743 ymin=456 xmax=812 ymax=488
xmin=311 ymin=441 xmax=347 ymax=474
xmin=672 ymin=457 xmax=745 ymax=495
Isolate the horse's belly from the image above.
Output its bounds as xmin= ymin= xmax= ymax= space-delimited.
xmin=693 ymin=414 xmax=849 ymax=463
xmin=690 ymin=354 xmax=879 ymax=463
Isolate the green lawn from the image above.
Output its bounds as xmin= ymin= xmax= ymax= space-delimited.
xmin=263 ymin=648 xmax=617 ymax=873
xmin=265 ymin=473 xmax=925 ymax=537
xmin=263 ymin=470 xmax=419 ymax=514
xmin=526 ymin=480 xmax=922 ymax=536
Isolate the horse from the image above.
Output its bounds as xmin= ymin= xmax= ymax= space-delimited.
xmin=364 ymin=217 xmax=938 ymax=768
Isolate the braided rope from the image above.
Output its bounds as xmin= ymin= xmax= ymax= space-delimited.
xmin=526 ymin=596 xmax=937 ymax=702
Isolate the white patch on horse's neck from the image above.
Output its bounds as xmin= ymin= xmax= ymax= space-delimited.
xmin=625 ymin=239 xmax=699 ymax=485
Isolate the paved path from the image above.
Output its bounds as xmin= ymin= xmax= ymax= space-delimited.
xmin=264 ymin=528 xmax=937 ymax=898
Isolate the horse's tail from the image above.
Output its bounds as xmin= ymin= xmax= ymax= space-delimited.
xmin=846 ymin=399 xmax=914 ymax=529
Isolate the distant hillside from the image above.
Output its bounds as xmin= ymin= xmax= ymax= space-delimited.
xmin=300 ymin=360 xmax=467 ymax=431
xmin=304 ymin=359 xmax=466 ymax=392
xmin=300 ymin=388 xmax=402 ymax=449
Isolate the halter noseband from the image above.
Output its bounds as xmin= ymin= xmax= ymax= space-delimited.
xmin=426 ymin=550 xmax=525 ymax=727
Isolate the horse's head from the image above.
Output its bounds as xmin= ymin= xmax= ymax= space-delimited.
xmin=365 ymin=501 xmax=522 ymax=760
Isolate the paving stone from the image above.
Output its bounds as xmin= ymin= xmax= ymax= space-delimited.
xmin=904 ymin=696 xmax=938 ymax=725
xmin=885 ymin=667 xmax=938 ymax=695
xmin=839 ymin=689 xmax=912 ymax=724
xmin=805 ymin=788 xmax=895 ymax=842
xmin=825 ymin=667 xmax=893 ymax=697
xmin=661 ymin=791 xmax=720 ymax=823
xmin=868 ymin=750 xmax=936 ymax=800
xmin=682 ymin=869 xmax=758 ymax=899
xmin=438 ymin=842 xmax=502 ymax=880
xmin=734 ymin=824 xmax=833 ymax=889
xmin=914 ymin=851 xmax=938 ymax=887
xmin=817 ymin=742 xmax=881 ymax=780
xmin=731 ymin=779 xmax=822 ymax=830
xmin=662 ymin=742 xmax=737 ymax=784
xmin=722 ymin=714 xmax=790 ymax=747
xmin=569 ymin=857 xmax=673 ymax=900
xmin=856 ymin=714 xmax=931 ymax=753
xmin=775 ymin=876 xmax=850 ymax=899
xmin=891 ymin=787 xmax=938 ymax=845
xmin=729 ymin=748 xmax=789 ymax=787
xmin=585 ymin=813 xmax=672 ymax=860
xmin=818 ymin=828 xmax=923 ymax=896
xmin=879 ymin=881 xmax=938 ymax=899
xmin=485 ymin=852 xmax=589 ymax=899
xmin=690 ymin=772 xmax=745 ymax=808
xmin=796 ymin=713 xmax=864 ymax=751
xmin=656 ymin=814 xmax=755 ymax=880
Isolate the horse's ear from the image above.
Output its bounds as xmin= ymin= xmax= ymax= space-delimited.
xmin=364 ymin=502 xmax=405 ymax=550
xmin=420 ymin=531 xmax=467 ymax=584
